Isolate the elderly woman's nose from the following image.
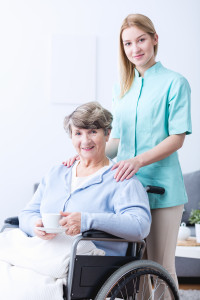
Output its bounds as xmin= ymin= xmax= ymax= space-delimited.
xmin=82 ymin=133 xmax=91 ymax=143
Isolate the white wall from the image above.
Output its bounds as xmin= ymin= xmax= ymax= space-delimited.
xmin=0 ymin=0 xmax=199 ymax=227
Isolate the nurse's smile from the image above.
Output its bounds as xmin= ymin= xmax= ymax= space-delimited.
xmin=122 ymin=26 xmax=158 ymax=77
xmin=133 ymin=54 xmax=144 ymax=59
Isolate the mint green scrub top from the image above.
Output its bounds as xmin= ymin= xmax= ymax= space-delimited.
xmin=111 ymin=62 xmax=192 ymax=209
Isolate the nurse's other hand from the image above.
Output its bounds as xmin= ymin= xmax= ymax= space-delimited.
xmin=34 ymin=219 xmax=57 ymax=240
xmin=62 ymin=155 xmax=80 ymax=167
xmin=111 ymin=158 xmax=141 ymax=182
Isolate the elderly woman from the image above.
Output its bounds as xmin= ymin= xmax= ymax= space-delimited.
xmin=19 ymin=102 xmax=151 ymax=256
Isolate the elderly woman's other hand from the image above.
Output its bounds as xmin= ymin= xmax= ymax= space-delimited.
xmin=62 ymin=155 xmax=80 ymax=167
xmin=34 ymin=219 xmax=57 ymax=240
xmin=60 ymin=211 xmax=81 ymax=236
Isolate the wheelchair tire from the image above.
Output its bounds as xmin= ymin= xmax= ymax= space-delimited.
xmin=95 ymin=259 xmax=179 ymax=300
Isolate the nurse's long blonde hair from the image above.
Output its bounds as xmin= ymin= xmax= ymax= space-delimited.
xmin=119 ymin=14 xmax=158 ymax=98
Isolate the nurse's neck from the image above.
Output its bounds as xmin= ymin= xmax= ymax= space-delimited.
xmin=136 ymin=61 xmax=157 ymax=78
xmin=136 ymin=67 xmax=146 ymax=78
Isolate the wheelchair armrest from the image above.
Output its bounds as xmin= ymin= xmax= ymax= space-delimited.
xmin=82 ymin=229 xmax=122 ymax=239
xmin=146 ymin=185 xmax=165 ymax=195
xmin=4 ymin=216 xmax=19 ymax=226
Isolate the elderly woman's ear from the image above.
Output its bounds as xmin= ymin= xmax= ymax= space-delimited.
xmin=106 ymin=129 xmax=111 ymax=140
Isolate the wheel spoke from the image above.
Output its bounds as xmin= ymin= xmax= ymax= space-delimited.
xmin=95 ymin=261 xmax=178 ymax=300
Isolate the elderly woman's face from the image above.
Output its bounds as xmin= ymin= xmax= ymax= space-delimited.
xmin=71 ymin=126 xmax=110 ymax=161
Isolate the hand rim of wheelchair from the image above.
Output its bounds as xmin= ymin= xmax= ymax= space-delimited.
xmin=2 ymin=184 xmax=170 ymax=300
xmin=95 ymin=259 xmax=179 ymax=300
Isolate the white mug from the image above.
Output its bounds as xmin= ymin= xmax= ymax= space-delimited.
xmin=42 ymin=213 xmax=61 ymax=228
xmin=178 ymin=222 xmax=191 ymax=241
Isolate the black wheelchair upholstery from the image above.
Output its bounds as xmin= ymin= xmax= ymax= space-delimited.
xmin=2 ymin=185 xmax=181 ymax=300
xmin=67 ymin=230 xmax=145 ymax=299
xmin=1 ymin=217 xmax=146 ymax=300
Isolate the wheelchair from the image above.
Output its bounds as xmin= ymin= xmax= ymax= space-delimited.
xmin=1 ymin=185 xmax=179 ymax=300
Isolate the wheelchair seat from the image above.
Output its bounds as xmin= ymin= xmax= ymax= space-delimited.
xmin=1 ymin=186 xmax=179 ymax=299
xmin=65 ymin=230 xmax=145 ymax=300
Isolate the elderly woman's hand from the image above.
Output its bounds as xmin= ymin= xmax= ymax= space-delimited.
xmin=111 ymin=157 xmax=142 ymax=182
xmin=34 ymin=219 xmax=57 ymax=240
xmin=62 ymin=155 xmax=80 ymax=167
xmin=60 ymin=211 xmax=81 ymax=236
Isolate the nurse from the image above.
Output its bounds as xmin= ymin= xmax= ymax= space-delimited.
xmin=107 ymin=13 xmax=192 ymax=288
xmin=64 ymin=14 xmax=192 ymax=288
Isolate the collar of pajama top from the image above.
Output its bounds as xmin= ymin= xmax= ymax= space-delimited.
xmin=71 ymin=160 xmax=113 ymax=193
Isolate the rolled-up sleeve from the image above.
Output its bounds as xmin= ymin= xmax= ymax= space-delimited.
xmin=168 ymin=76 xmax=192 ymax=135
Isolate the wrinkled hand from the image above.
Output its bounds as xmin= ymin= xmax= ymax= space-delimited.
xmin=111 ymin=157 xmax=142 ymax=182
xmin=34 ymin=219 xmax=57 ymax=240
xmin=60 ymin=211 xmax=81 ymax=236
xmin=62 ymin=155 xmax=80 ymax=167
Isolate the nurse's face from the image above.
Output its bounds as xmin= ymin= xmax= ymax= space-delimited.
xmin=122 ymin=26 xmax=158 ymax=75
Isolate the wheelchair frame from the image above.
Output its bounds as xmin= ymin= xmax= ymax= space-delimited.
xmin=1 ymin=185 xmax=180 ymax=299
xmin=1 ymin=219 xmax=179 ymax=300
xmin=67 ymin=231 xmax=145 ymax=299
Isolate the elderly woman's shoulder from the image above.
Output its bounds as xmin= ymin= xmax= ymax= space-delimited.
xmin=44 ymin=164 xmax=72 ymax=178
xmin=106 ymin=167 xmax=145 ymax=188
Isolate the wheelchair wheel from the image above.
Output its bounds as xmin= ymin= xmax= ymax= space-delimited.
xmin=95 ymin=260 xmax=179 ymax=300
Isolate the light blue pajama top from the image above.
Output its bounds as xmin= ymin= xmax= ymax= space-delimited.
xmin=19 ymin=163 xmax=151 ymax=256
xmin=111 ymin=62 xmax=192 ymax=209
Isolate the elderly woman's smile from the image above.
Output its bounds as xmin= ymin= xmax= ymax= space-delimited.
xmin=15 ymin=100 xmax=151 ymax=298
xmin=71 ymin=126 xmax=110 ymax=166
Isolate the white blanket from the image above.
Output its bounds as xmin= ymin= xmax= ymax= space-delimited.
xmin=0 ymin=229 xmax=105 ymax=300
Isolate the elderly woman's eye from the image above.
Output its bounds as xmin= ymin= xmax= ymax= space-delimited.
xmin=91 ymin=130 xmax=97 ymax=134
xmin=75 ymin=132 xmax=81 ymax=135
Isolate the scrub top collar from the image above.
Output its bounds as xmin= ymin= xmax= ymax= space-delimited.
xmin=134 ymin=61 xmax=162 ymax=78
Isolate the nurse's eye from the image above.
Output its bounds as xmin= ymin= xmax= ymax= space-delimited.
xmin=138 ymin=38 xmax=145 ymax=43
xmin=124 ymin=42 xmax=131 ymax=47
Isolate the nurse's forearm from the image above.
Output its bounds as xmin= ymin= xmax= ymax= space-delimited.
xmin=106 ymin=138 xmax=120 ymax=159
xmin=137 ymin=133 xmax=186 ymax=167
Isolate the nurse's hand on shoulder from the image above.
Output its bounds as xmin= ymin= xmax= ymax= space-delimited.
xmin=34 ymin=219 xmax=57 ymax=240
xmin=62 ymin=154 xmax=80 ymax=167
xmin=111 ymin=157 xmax=142 ymax=182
